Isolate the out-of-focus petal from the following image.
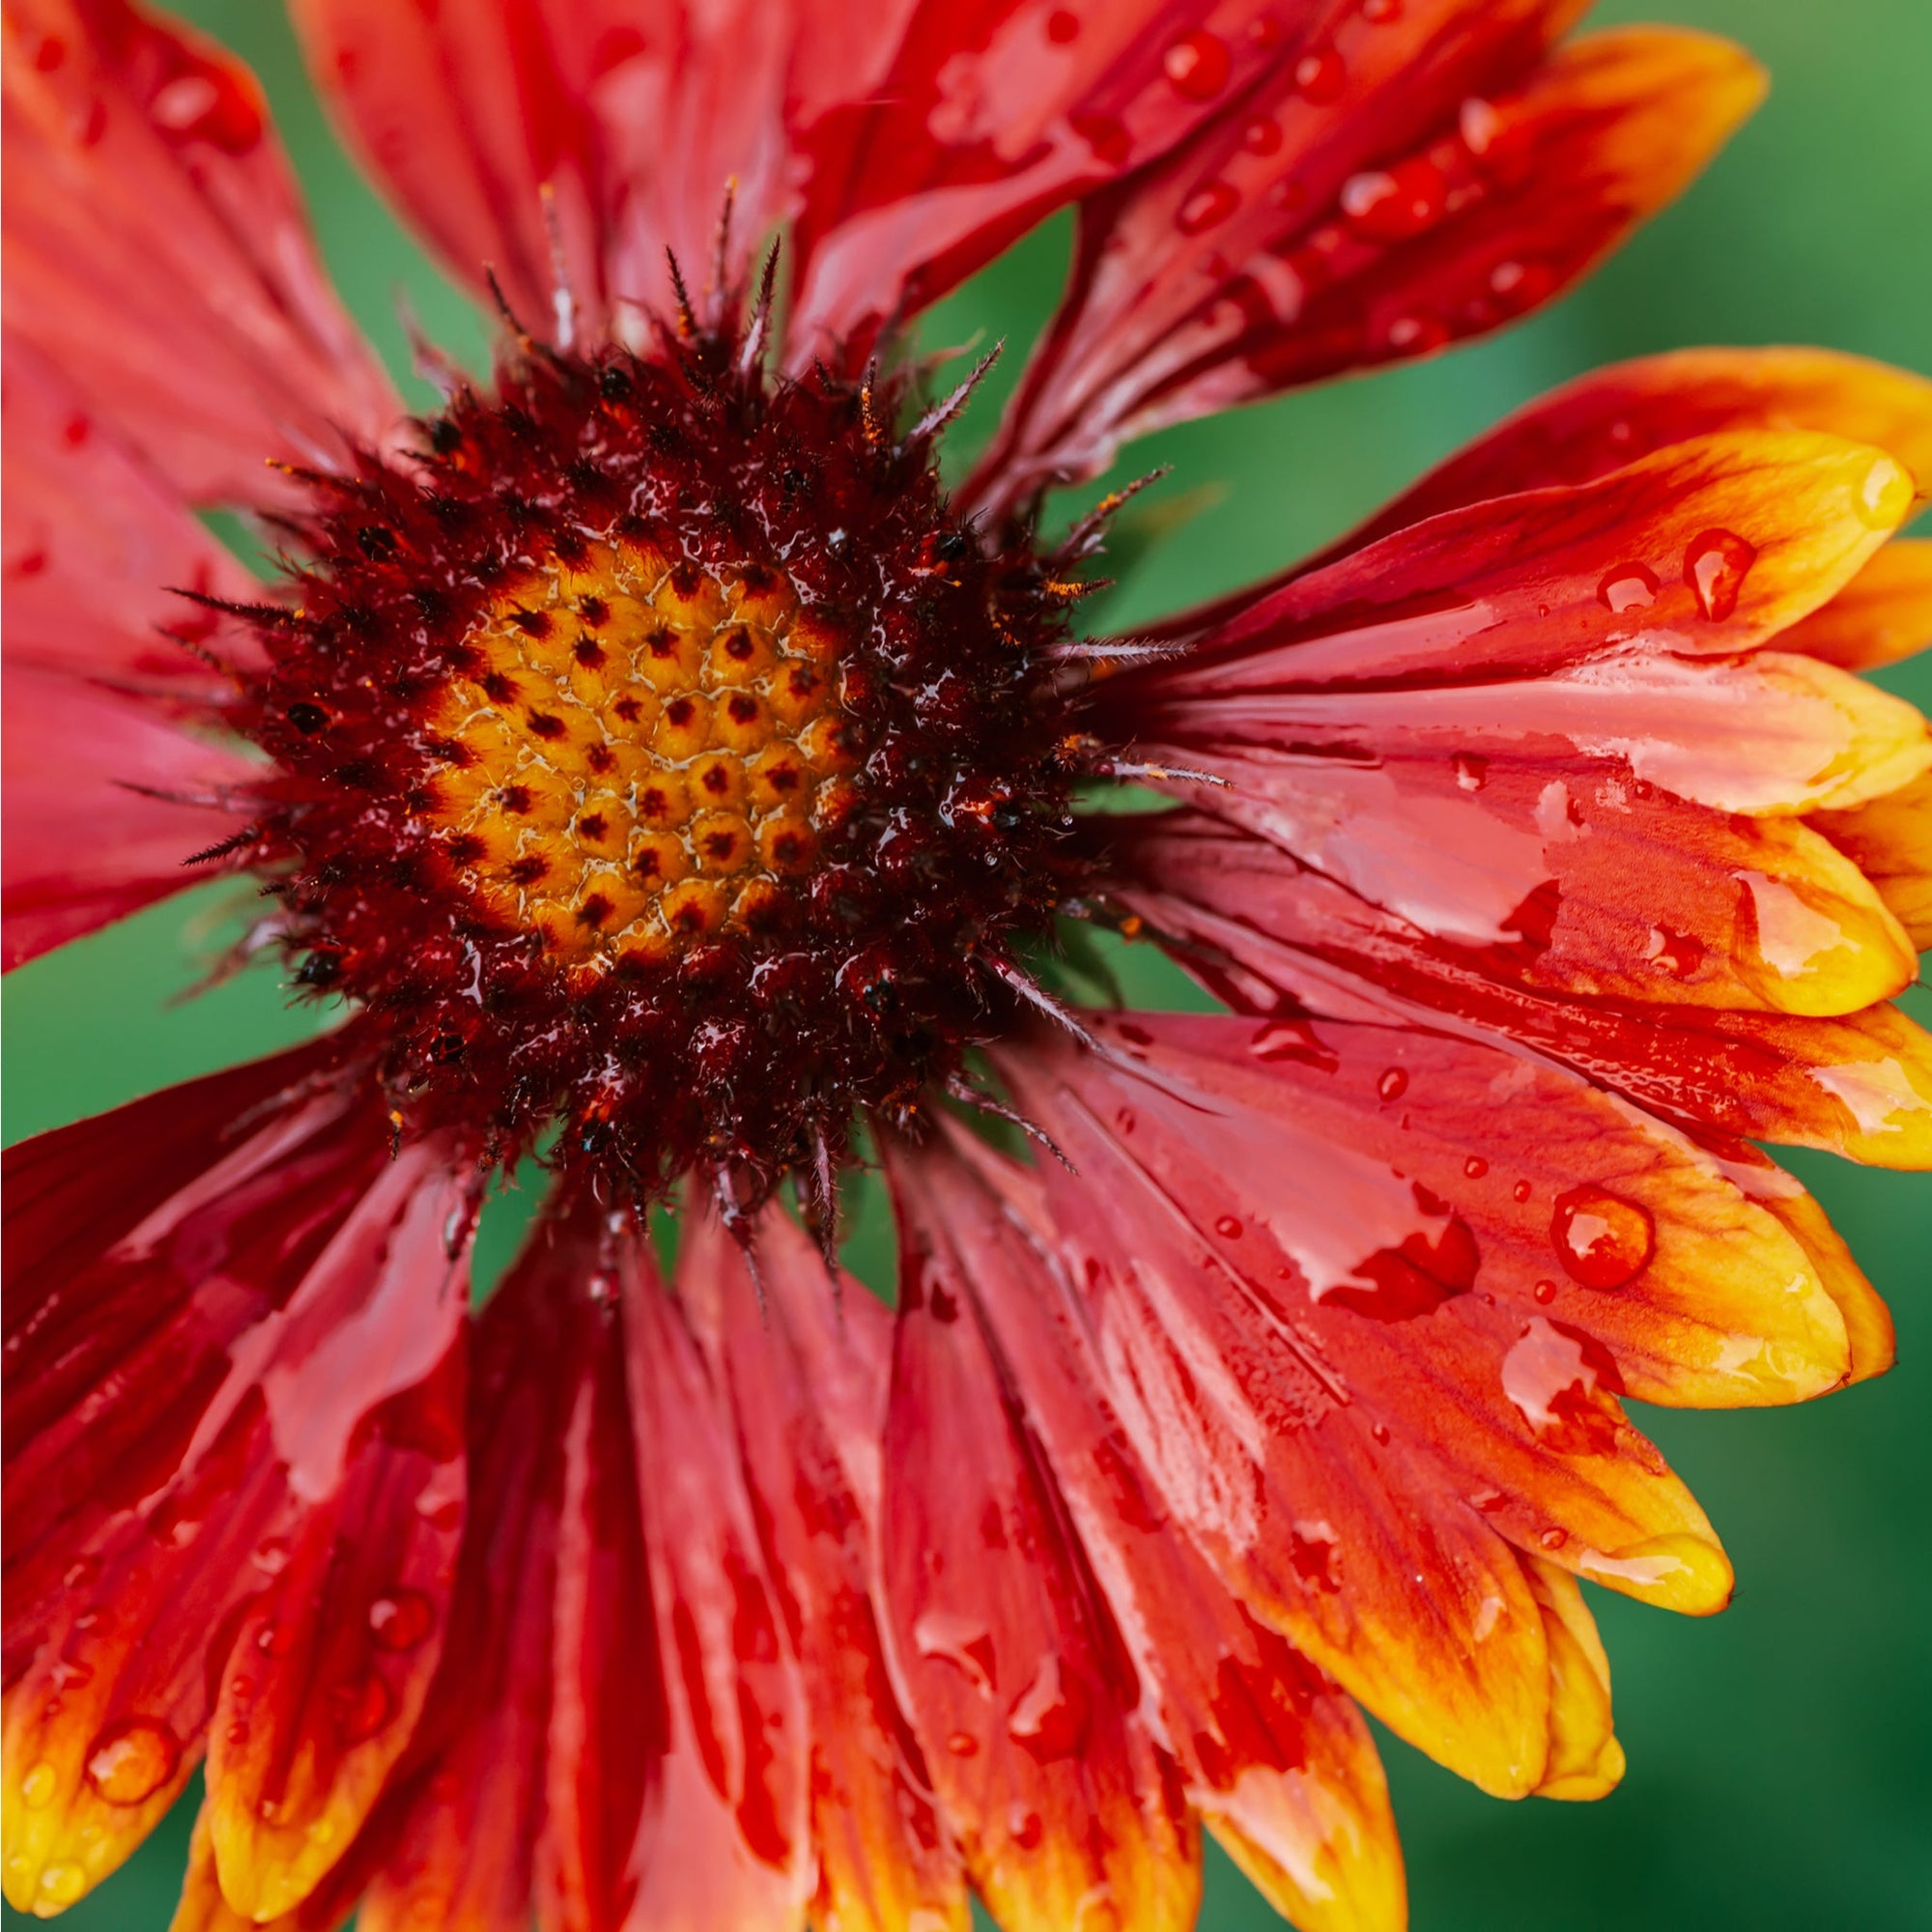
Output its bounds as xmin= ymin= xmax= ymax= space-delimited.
xmin=615 ymin=1229 xmax=811 ymax=1931
xmin=880 ymin=1137 xmax=1203 ymax=1930
xmin=915 ymin=1125 xmax=1405 ymax=1932
xmin=1779 ymin=541 xmax=1932 ymax=672
xmin=971 ymin=19 xmax=1760 ymax=510
xmin=1 ymin=666 xmax=259 ymax=970
xmin=1810 ymin=771 xmax=1932 ymax=949
xmin=680 ymin=1208 xmax=971 ymax=1932
xmin=168 ymin=1804 xmax=349 ymax=1932
xmin=787 ymin=0 xmax=1331 ymax=362
xmin=3 ymin=0 xmax=398 ymax=504
xmin=1109 ymin=810 xmax=1932 ymax=1169
xmin=3 ymin=338 xmax=262 ymax=684
xmin=1 ymin=1043 xmax=472 ymax=1918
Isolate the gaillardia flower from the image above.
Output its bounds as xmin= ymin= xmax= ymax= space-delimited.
xmin=5 ymin=0 xmax=1930 ymax=1927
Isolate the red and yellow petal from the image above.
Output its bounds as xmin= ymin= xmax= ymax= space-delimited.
xmin=1520 ymin=1555 xmax=1622 ymax=1802
xmin=3 ymin=0 xmax=396 ymax=504
xmin=1107 ymin=810 xmax=1932 ymax=1167
xmin=1779 ymin=540 xmax=1932 ymax=672
xmin=972 ymin=18 xmax=1761 ymax=510
xmin=880 ymin=1138 xmax=1204 ymax=1929
xmin=1332 ymin=348 xmax=1932 ymax=552
xmin=681 ymin=1208 xmax=971 ymax=1932
xmin=1810 ymin=770 xmax=1932 ymax=949
xmin=918 ymin=1125 xmax=1406 ymax=1932
xmin=615 ymin=1234 xmax=812 ymax=1931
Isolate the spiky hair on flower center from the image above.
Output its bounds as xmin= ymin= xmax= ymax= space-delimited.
xmin=213 ymin=290 xmax=1109 ymax=1223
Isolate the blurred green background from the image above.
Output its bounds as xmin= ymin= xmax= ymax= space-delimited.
xmin=5 ymin=0 xmax=1929 ymax=1926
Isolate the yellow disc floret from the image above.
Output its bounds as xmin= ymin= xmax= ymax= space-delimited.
xmin=425 ymin=541 xmax=860 ymax=971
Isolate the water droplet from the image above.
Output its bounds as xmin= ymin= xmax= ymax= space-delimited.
xmin=1855 ymin=453 xmax=1912 ymax=530
xmin=148 ymin=65 xmax=263 ymax=155
xmin=1460 ymin=95 xmax=1501 ymax=155
xmin=330 ymin=1674 xmax=394 ymax=1745
xmin=38 ymin=1863 xmax=88 ymax=1907
xmin=252 ymin=1537 xmax=292 ymax=1575
xmin=1340 ymin=158 xmax=1446 ymax=242
xmin=1213 ymin=1214 xmax=1243 ymax=1239
xmin=20 ymin=1761 xmax=57 ymax=1810
xmin=1487 ymin=256 xmax=1554 ymax=313
xmin=1550 ymin=1185 xmax=1656 ymax=1290
xmin=1533 ymin=1279 xmax=1558 ymax=1304
xmin=84 ymin=1718 xmax=182 ymax=1806
xmin=1371 ymin=1422 xmax=1391 ymax=1445
xmin=224 ymin=1721 xmax=250 ymax=1747
xmin=1377 ymin=1066 xmax=1408 ymax=1102
xmin=62 ymin=1557 xmax=99 ymax=1590
xmin=1453 ymin=752 xmax=1489 ymax=792
xmin=1293 ymin=46 xmax=1345 ymax=100
xmin=1644 ymin=925 xmax=1706 ymax=979
xmin=1290 ymin=1520 xmax=1342 ymax=1591
xmin=1071 ymin=110 xmax=1130 ymax=167
xmin=1598 ymin=561 xmax=1660 ymax=613
xmin=912 ymin=1609 xmax=997 ymax=1696
xmin=1177 ymin=179 xmax=1239 ymax=237
xmin=368 ymin=1589 xmax=437 ymax=1653
xmin=49 ymin=1659 xmax=94 ymax=1690
xmin=1006 ymin=1654 xmax=1090 ymax=1761
xmin=1362 ymin=0 xmax=1402 ymax=18
xmin=1385 ymin=311 xmax=1448 ymax=355
xmin=1683 ymin=528 xmax=1757 ymax=621
xmin=1044 ymin=6 xmax=1080 ymax=43
xmin=1240 ymin=115 xmax=1281 ymax=155
xmin=1512 ymin=1180 xmax=1533 ymax=1205
xmin=1115 ymin=1107 xmax=1135 ymax=1134
xmin=1539 ymin=1526 xmax=1568 ymax=1550
xmin=255 ymin=1619 xmax=296 ymax=1658
xmin=946 ymin=1730 xmax=979 ymax=1757
xmin=1463 ymin=1155 xmax=1489 ymax=1179
xmin=1504 ymin=1316 xmax=1627 ymax=1456
xmin=1163 ymin=28 xmax=1230 ymax=99
xmin=1009 ymin=1805 xmax=1046 ymax=1850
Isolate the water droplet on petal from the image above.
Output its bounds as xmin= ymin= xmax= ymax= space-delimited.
xmin=1540 ymin=1526 xmax=1569 ymax=1550
xmin=1598 ymin=561 xmax=1660 ymax=612
xmin=1550 ymin=1185 xmax=1656 ymax=1290
xmin=1006 ymin=1653 xmax=1090 ymax=1761
xmin=148 ymin=66 xmax=263 ymax=155
xmin=20 ymin=1762 xmax=57 ymax=1810
xmin=1385 ymin=311 xmax=1448 ymax=355
xmin=1533 ymin=1279 xmax=1558 ymax=1304
xmin=1371 ymin=1421 xmax=1391 ymax=1445
xmin=38 ymin=1863 xmax=88 ymax=1907
xmin=1341 ymin=158 xmax=1446 ymax=242
xmin=1213 ymin=1214 xmax=1242 ymax=1239
xmin=1378 ymin=1066 xmax=1408 ymax=1102
xmin=1009 ymin=1805 xmax=1046 ymax=1850
xmin=1463 ymin=1155 xmax=1489 ymax=1179
xmin=1071 ymin=110 xmax=1130 ymax=167
xmin=330 ymin=1674 xmax=394 ymax=1745
xmin=1855 ymin=453 xmax=1912 ymax=530
xmin=1513 ymin=1179 xmax=1533 ymax=1204
xmin=1241 ymin=115 xmax=1282 ymax=155
xmin=1460 ymin=95 xmax=1501 ymax=155
xmin=1115 ymin=1107 xmax=1135 ymax=1134
xmin=368 ymin=1589 xmax=437 ymax=1653
xmin=84 ymin=1718 xmax=181 ymax=1806
xmin=1363 ymin=0 xmax=1403 ymax=17
xmin=912 ymin=1610 xmax=997 ymax=1696
xmin=1683 ymin=528 xmax=1757 ymax=621
xmin=1453 ymin=752 xmax=1489 ymax=792
xmin=1176 ymin=179 xmax=1239 ymax=235
xmin=251 ymin=1537 xmax=292 ymax=1575
xmin=1163 ymin=29 xmax=1231 ymax=99
xmin=946 ymin=1730 xmax=979 ymax=1757
xmin=1293 ymin=47 xmax=1345 ymax=100
xmin=1044 ymin=6 xmax=1080 ymax=43
xmin=255 ymin=1619 xmax=296 ymax=1658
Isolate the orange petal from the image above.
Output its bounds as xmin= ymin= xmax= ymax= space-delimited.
xmin=168 ymin=1802 xmax=351 ymax=1932
xmin=1779 ymin=540 xmax=1932 ymax=671
xmin=680 ymin=1208 xmax=971 ymax=1932
xmin=1521 ymin=1557 xmax=1623 ymax=1802
xmin=205 ymin=1339 xmax=468 ymax=1921
xmin=1108 ymin=810 xmax=1932 ymax=1165
xmin=1811 ymin=769 xmax=1932 ymax=949
xmin=879 ymin=1140 xmax=1204 ymax=1929
xmin=613 ymin=1236 xmax=811 ymax=1931
xmin=923 ymin=1125 xmax=1406 ymax=1932
xmin=1332 ymin=350 xmax=1932 ymax=553
xmin=972 ymin=20 xmax=1764 ymax=509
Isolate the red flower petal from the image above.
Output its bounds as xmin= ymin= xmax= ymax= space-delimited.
xmin=679 ymin=1207 xmax=971 ymax=1932
xmin=349 ymin=1197 xmax=658 ymax=1932
xmin=970 ymin=20 xmax=1761 ymax=510
xmin=787 ymin=0 xmax=1300 ymax=362
xmin=1110 ymin=810 xmax=1932 ymax=1170
xmin=983 ymin=1012 xmax=1878 ymax=1779
xmin=1 ymin=665 xmax=260 ymax=969
xmin=879 ymin=1136 xmax=1203 ymax=1931
xmin=3 ymin=0 xmax=397 ymax=504
xmin=615 ymin=1222 xmax=811 ymax=1928
xmin=909 ymin=1126 xmax=1405 ymax=1932
xmin=1 ymin=1045 xmax=471 ymax=1918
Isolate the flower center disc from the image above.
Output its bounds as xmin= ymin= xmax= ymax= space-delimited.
xmin=429 ymin=544 xmax=858 ymax=971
